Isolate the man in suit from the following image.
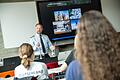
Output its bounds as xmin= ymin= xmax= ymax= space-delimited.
xmin=29 ymin=23 xmax=55 ymax=61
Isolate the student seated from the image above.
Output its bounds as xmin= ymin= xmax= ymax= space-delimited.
xmin=14 ymin=43 xmax=48 ymax=80
xmin=59 ymin=49 xmax=75 ymax=72
xmin=65 ymin=10 xmax=120 ymax=80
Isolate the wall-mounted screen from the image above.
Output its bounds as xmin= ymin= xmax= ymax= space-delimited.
xmin=36 ymin=0 xmax=102 ymax=41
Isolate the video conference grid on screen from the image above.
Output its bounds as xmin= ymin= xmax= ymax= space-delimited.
xmin=37 ymin=0 xmax=101 ymax=41
xmin=53 ymin=8 xmax=81 ymax=34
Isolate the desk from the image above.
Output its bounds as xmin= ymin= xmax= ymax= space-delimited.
xmin=48 ymin=67 xmax=65 ymax=80
xmin=34 ymin=56 xmax=58 ymax=64
xmin=48 ymin=67 xmax=61 ymax=74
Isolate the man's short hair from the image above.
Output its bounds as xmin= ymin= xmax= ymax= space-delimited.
xmin=35 ymin=23 xmax=43 ymax=28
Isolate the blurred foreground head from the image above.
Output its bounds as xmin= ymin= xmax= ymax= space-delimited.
xmin=75 ymin=10 xmax=120 ymax=80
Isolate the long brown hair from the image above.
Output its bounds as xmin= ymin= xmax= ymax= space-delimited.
xmin=19 ymin=43 xmax=34 ymax=69
xmin=75 ymin=10 xmax=120 ymax=80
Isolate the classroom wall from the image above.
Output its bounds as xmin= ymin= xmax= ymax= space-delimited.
xmin=101 ymin=0 xmax=120 ymax=32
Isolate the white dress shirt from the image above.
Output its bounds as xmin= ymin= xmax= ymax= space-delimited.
xmin=29 ymin=33 xmax=54 ymax=56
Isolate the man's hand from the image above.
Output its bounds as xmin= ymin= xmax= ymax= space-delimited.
xmin=51 ymin=51 xmax=55 ymax=56
xmin=36 ymin=42 xmax=40 ymax=48
xmin=51 ymin=45 xmax=55 ymax=51
xmin=41 ymin=52 xmax=45 ymax=56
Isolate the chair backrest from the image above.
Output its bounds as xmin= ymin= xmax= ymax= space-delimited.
xmin=3 ymin=56 xmax=20 ymax=66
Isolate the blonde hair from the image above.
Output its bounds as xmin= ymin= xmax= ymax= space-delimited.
xmin=19 ymin=43 xmax=34 ymax=69
xmin=75 ymin=10 xmax=120 ymax=80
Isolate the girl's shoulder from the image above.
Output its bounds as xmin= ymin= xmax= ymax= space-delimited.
xmin=31 ymin=62 xmax=46 ymax=66
xmin=69 ymin=60 xmax=80 ymax=66
xmin=15 ymin=64 xmax=25 ymax=71
xmin=31 ymin=62 xmax=47 ymax=69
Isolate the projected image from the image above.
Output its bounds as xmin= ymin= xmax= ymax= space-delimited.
xmin=53 ymin=8 xmax=81 ymax=34
xmin=54 ymin=10 xmax=69 ymax=21
xmin=71 ymin=19 xmax=80 ymax=30
xmin=53 ymin=20 xmax=71 ymax=34
xmin=69 ymin=8 xmax=81 ymax=19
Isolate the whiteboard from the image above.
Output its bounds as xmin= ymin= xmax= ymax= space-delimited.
xmin=0 ymin=1 xmax=38 ymax=48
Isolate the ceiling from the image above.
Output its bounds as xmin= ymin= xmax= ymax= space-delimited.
xmin=0 ymin=0 xmax=69 ymax=3
xmin=0 ymin=0 xmax=34 ymax=3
